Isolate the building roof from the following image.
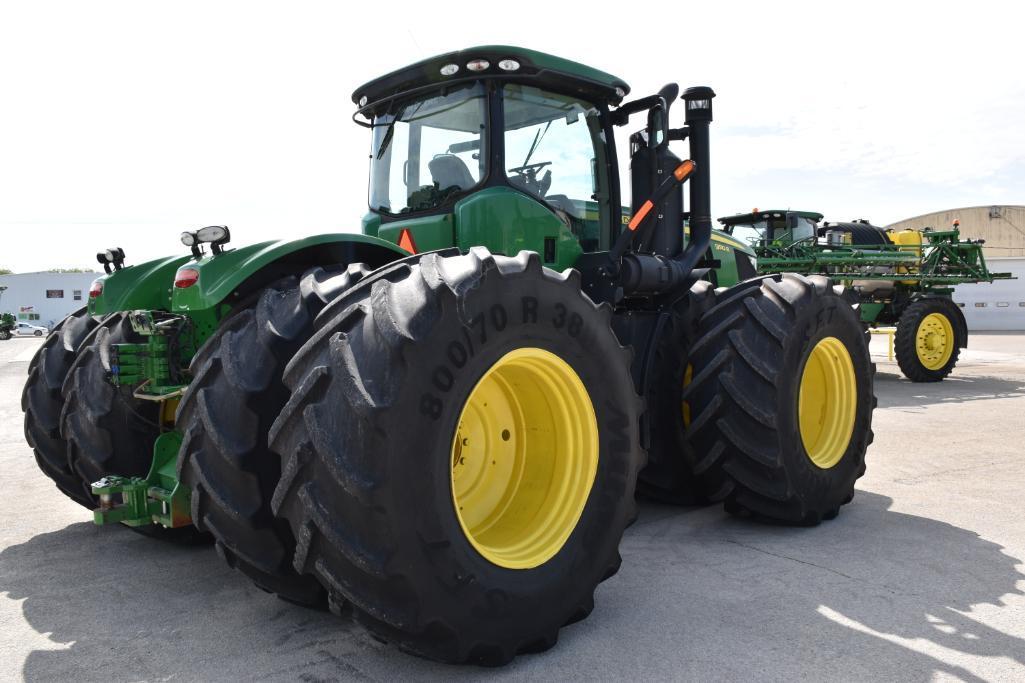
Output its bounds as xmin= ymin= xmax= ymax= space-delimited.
xmin=888 ymin=205 xmax=1025 ymax=258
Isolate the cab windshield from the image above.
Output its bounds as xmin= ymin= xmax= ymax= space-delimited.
xmin=728 ymin=216 xmax=817 ymax=246
xmin=729 ymin=220 xmax=768 ymax=246
xmin=502 ymin=84 xmax=609 ymax=247
xmin=369 ymin=83 xmax=486 ymax=215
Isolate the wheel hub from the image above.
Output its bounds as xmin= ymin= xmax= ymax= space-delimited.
xmin=915 ymin=312 xmax=954 ymax=369
xmin=798 ymin=337 xmax=857 ymax=469
xmin=450 ymin=348 xmax=598 ymax=569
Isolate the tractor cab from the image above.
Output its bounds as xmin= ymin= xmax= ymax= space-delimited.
xmin=719 ymin=210 xmax=823 ymax=248
xmin=352 ymin=46 xmax=726 ymax=294
xmin=355 ymin=47 xmax=629 ymax=270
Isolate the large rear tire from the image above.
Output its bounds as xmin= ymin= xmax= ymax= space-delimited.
xmin=895 ymin=297 xmax=964 ymax=382
xmin=61 ymin=314 xmax=161 ymax=487
xmin=269 ymin=249 xmax=643 ymax=664
xmin=636 ymin=281 xmax=715 ymax=503
xmin=22 ymin=307 xmax=100 ymax=507
xmin=685 ymin=274 xmax=875 ymax=524
xmin=176 ymin=264 xmax=369 ymax=606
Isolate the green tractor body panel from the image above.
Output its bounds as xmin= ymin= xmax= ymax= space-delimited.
xmin=704 ymin=228 xmax=756 ymax=287
xmin=169 ymin=232 xmax=408 ymax=313
xmin=89 ymin=254 xmax=192 ymax=316
xmin=376 ymin=189 xmax=752 ymax=284
xmin=377 ymin=213 xmax=456 ymax=254
xmin=454 ymin=187 xmax=584 ymax=271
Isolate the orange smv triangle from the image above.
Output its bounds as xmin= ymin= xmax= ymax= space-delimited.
xmin=398 ymin=228 xmax=417 ymax=254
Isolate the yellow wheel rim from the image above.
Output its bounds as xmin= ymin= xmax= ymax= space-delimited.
xmin=915 ymin=312 xmax=954 ymax=370
xmin=681 ymin=363 xmax=693 ymax=427
xmin=798 ymin=337 xmax=857 ymax=469
xmin=450 ymin=348 xmax=598 ymax=570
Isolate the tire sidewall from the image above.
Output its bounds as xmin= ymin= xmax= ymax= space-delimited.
xmin=779 ymin=291 xmax=872 ymax=507
xmin=898 ymin=298 xmax=963 ymax=381
xmin=380 ymin=268 xmax=637 ymax=632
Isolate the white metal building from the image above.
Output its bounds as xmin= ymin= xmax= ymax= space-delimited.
xmin=0 ymin=272 xmax=100 ymax=330
xmin=950 ymin=259 xmax=1025 ymax=331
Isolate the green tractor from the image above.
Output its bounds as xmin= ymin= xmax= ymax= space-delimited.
xmin=23 ymin=47 xmax=875 ymax=664
xmin=0 ymin=312 xmax=15 ymax=340
xmin=0 ymin=285 xmax=13 ymax=340
xmin=719 ymin=210 xmax=1013 ymax=381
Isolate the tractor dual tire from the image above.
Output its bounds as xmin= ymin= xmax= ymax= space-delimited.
xmin=176 ymin=264 xmax=370 ymax=606
xmin=894 ymin=297 xmax=964 ymax=382
xmin=270 ymin=248 xmax=643 ymax=665
xmin=22 ymin=307 xmax=100 ymax=507
xmin=685 ymin=274 xmax=875 ymax=524
xmin=636 ymin=281 xmax=715 ymax=503
xmin=61 ymin=313 xmax=207 ymax=543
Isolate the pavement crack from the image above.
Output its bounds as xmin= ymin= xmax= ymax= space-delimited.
xmin=892 ymin=460 xmax=1006 ymax=485
xmin=724 ymin=539 xmax=860 ymax=581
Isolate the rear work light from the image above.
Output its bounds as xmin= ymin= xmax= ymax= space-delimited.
xmin=89 ymin=279 xmax=104 ymax=298
xmin=174 ymin=268 xmax=200 ymax=288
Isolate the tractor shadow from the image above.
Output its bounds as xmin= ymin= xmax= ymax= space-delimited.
xmin=0 ymin=521 xmax=390 ymax=682
xmin=2 ymin=492 xmax=1023 ymax=680
xmin=618 ymin=491 xmax=1025 ymax=681
xmin=873 ymin=370 xmax=1025 ymax=409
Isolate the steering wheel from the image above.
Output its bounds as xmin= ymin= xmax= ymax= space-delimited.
xmin=508 ymin=161 xmax=552 ymax=176
xmin=508 ymin=161 xmax=553 ymax=198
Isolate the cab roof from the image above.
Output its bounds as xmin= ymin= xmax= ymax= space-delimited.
xmin=352 ymin=45 xmax=630 ymax=115
xmin=718 ymin=210 xmax=824 ymax=225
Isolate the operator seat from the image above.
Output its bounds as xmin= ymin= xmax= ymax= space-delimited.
xmin=428 ymin=154 xmax=476 ymax=191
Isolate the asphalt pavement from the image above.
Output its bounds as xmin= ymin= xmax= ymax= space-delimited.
xmin=2 ymin=333 xmax=1023 ymax=681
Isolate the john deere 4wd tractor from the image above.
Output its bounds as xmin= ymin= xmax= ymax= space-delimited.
xmin=23 ymin=47 xmax=874 ymax=664
xmin=719 ymin=210 xmax=1013 ymax=382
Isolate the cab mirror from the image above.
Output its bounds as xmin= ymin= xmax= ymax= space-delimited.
xmin=647 ymin=104 xmax=668 ymax=147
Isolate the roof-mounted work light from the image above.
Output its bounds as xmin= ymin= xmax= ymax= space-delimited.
xmin=95 ymin=247 xmax=126 ymax=274
xmin=180 ymin=225 xmax=231 ymax=259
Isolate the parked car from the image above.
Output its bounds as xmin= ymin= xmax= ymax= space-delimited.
xmin=14 ymin=322 xmax=48 ymax=337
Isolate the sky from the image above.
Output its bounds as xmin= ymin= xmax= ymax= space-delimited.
xmin=1 ymin=0 xmax=1023 ymax=272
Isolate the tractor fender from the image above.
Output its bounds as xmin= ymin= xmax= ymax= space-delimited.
xmin=913 ymin=294 xmax=969 ymax=348
xmin=89 ymin=254 xmax=193 ymax=316
xmin=170 ymin=233 xmax=408 ymax=313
